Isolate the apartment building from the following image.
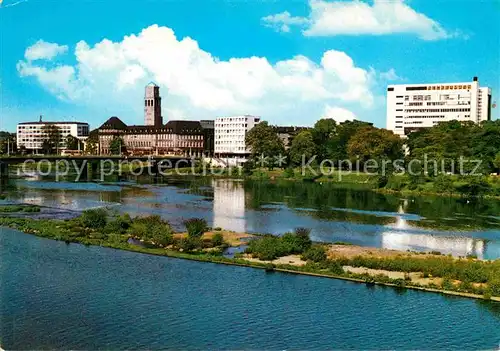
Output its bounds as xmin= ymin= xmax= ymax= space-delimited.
xmin=17 ymin=119 xmax=89 ymax=153
xmin=214 ymin=115 xmax=260 ymax=155
xmin=387 ymin=77 xmax=491 ymax=137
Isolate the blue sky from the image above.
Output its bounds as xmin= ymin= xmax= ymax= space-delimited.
xmin=1 ymin=0 xmax=499 ymax=132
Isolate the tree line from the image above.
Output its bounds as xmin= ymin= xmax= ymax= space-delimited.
xmin=245 ymin=119 xmax=500 ymax=195
xmin=246 ymin=119 xmax=500 ymax=172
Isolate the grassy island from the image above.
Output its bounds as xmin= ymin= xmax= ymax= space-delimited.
xmin=0 ymin=207 xmax=499 ymax=302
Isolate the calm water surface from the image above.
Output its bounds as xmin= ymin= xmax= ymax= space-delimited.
xmin=1 ymin=229 xmax=499 ymax=350
xmin=1 ymin=176 xmax=500 ymax=258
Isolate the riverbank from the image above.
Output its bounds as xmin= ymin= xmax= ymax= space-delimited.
xmin=0 ymin=207 xmax=499 ymax=302
xmin=138 ymin=165 xmax=500 ymax=199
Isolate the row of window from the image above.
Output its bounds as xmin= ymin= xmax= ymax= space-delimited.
xmin=215 ymin=124 xmax=249 ymax=128
xmin=413 ymin=95 xmax=432 ymax=101
xmin=215 ymin=147 xmax=247 ymax=151
xmin=144 ymin=99 xmax=158 ymax=107
xmin=125 ymin=141 xmax=202 ymax=148
xmin=404 ymin=115 xmax=446 ymax=119
xmin=402 ymin=84 xmax=473 ymax=91
xmin=404 ymin=108 xmax=471 ymax=113
xmin=215 ymin=141 xmax=245 ymax=145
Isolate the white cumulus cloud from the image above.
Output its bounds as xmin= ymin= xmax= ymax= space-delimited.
xmin=262 ymin=11 xmax=310 ymax=33
xmin=24 ymin=40 xmax=68 ymax=61
xmin=17 ymin=24 xmax=389 ymax=126
xmin=263 ymin=0 xmax=457 ymax=41
xmin=322 ymin=105 xmax=357 ymax=123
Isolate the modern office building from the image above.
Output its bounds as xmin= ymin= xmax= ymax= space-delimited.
xmin=16 ymin=118 xmax=89 ymax=153
xmin=387 ymin=77 xmax=491 ymax=137
xmin=214 ymin=115 xmax=260 ymax=155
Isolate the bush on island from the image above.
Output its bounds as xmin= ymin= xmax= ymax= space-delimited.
xmin=211 ymin=232 xmax=225 ymax=247
xmin=128 ymin=215 xmax=173 ymax=246
xmin=301 ymin=245 xmax=327 ymax=263
xmin=81 ymin=208 xmax=108 ymax=229
xmin=184 ymin=218 xmax=208 ymax=238
xmin=177 ymin=237 xmax=202 ymax=252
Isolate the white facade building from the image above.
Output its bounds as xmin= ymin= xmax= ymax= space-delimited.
xmin=17 ymin=120 xmax=89 ymax=152
xmin=214 ymin=115 xmax=260 ymax=155
xmin=387 ymin=77 xmax=491 ymax=137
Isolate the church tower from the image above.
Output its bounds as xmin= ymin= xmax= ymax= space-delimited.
xmin=144 ymin=82 xmax=162 ymax=126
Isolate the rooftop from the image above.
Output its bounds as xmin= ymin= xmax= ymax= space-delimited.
xmin=18 ymin=121 xmax=89 ymax=125
xmin=98 ymin=117 xmax=206 ymax=135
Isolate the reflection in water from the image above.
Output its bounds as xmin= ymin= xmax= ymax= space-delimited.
xmin=1 ymin=176 xmax=500 ymax=259
xmin=212 ymin=179 xmax=246 ymax=233
xmin=382 ymin=202 xmax=487 ymax=258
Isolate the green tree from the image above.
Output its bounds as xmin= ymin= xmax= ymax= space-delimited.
xmin=184 ymin=218 xmax=207 ymax=238
xmin=0 ymin=132 xmax=16 ymax=154
xmin=85 ymin=130 xmax=99 ymax=155
xmin=311 ymin=118 xmax=337 ymax=160
xmin=494 ymin=152 xmax=500 ymax=173
xmin=41 ymin=125 xmax=62 ymax=154
xmin=109 ymin=136 xmax=126 ymax=155
xmin=288 ymin=130 xmax=316 ymax=165
xmin=245 ymin=122 xmax=285 ymax=168
xmin=65 ymin=135 xmax=83 ymax=151
xmin=330 ymin=120 xmax=374 ymax=162
xmin=347 ymin=127 xmax=403 ymax=173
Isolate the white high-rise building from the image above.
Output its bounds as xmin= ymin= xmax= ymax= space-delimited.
xmin=17 ymin=119 xmax=89 ymax=153
xmin=214 ymin=115 xmax=260 ymax=155
xmin=387 ymin=77 xmax=491 ymax=137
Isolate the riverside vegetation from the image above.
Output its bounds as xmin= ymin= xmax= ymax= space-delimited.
xmin=0 ymin=207 xmax=499 ymax=301
xmin=241 ymin=119 xmax=500 ymax=198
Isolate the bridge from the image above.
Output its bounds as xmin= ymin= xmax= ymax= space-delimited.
xmin=0 ymin=155 xmax=195 ymax=178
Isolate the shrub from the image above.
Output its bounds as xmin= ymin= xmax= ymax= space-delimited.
xmin=242 ymin=161 xmax=254 ymax=176
xmin=128 ymin=215 xmax=173 ymax=246
xmin=177 ymin=237 xmax=202 ymax=252
xmin=245 ymin=235 xmax=284 ymax=260
xmin=211 ymin=232 xmax=225 ymax=247
xmin=23 ymin=206 xmax=41 ymax=213
xmin=81 ymin=208 xmax=108 ymax=229
xmin=302 ymin=245 xmax=327 ymax=263
xmin=294 ymin=227 xmax=312 ymax=251
xmin=265 ymin=263 xmax=275 ymax=272
xmin=184 ymin=218 xmax=207 ymax=238
xmin=283 ymin=167 xmax=295 ymax=178
xmin=105 ymin=214 xmax=132 ymax=234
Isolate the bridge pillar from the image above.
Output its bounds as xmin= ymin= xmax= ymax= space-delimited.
xmin=0 ymin=162 xmax=8 ymax=179
xmin=148 ymin=159 xmax=159 ymax=176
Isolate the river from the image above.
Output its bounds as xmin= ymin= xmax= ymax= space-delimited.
xmin=1 ymin=228 xmax=499 ymax=350
xmin=0 ymin=176 xmax=500 ymax=349
xmin=2 ymin=176 xmax=500 ymax=258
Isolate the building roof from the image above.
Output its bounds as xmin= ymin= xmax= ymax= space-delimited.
xmin=98 ymin=116 xmax=128 ymax=130
xmin=200 ymin=120 xmax=215 ymax=129
xmin=18 ymin=121 xmax=88 ymax=125
xmin=98 ymin=117 xmax=204 ymax=135
xmin=165 ymin=120 xmax=203 ymax=134
xmin=273 ymin=126 xmax=309 ymax=133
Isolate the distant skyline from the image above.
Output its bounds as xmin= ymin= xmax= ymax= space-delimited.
xmin=1 ymin=0 xmax=499 ymax=131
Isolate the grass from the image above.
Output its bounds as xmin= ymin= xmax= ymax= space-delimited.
xmin=0 ymin=205 xmax=41 ymax=213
